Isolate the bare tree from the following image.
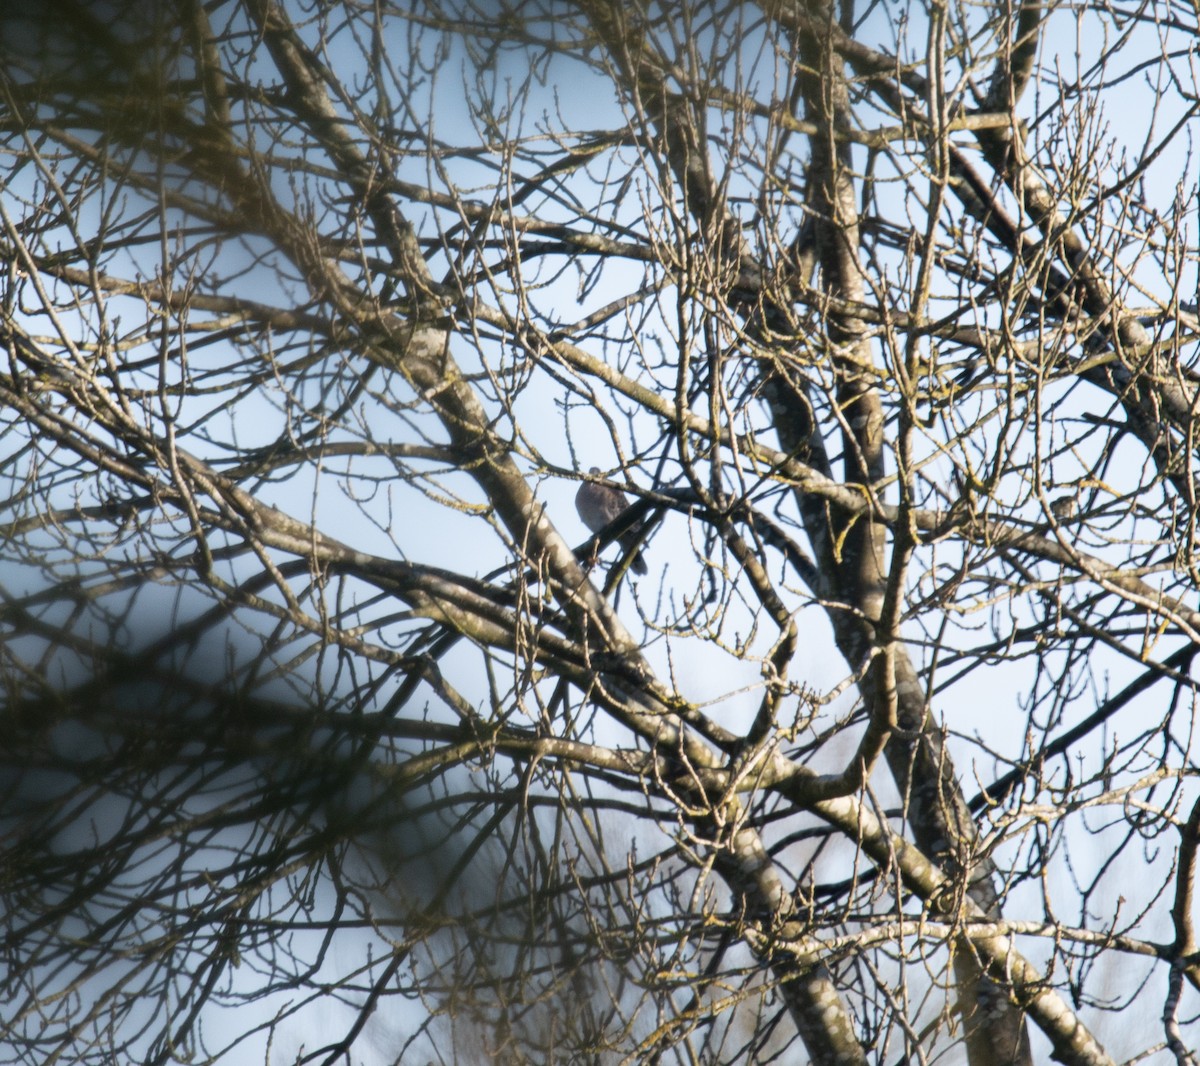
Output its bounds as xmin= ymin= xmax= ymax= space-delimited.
xmin=2 ymin=1 xmax=1199 ymax=1063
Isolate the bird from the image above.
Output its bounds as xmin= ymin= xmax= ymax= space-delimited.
xmin=575 ymin=467 xmax=648 ymax=575
xmin=1049 ymin=495 xmax=1077 ymax=521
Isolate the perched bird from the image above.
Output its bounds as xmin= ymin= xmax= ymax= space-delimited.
xmin=575 ymin=467 xmax=648 ymax=575
xmin=1049 ymin=495 xmax=1077 ymax=521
